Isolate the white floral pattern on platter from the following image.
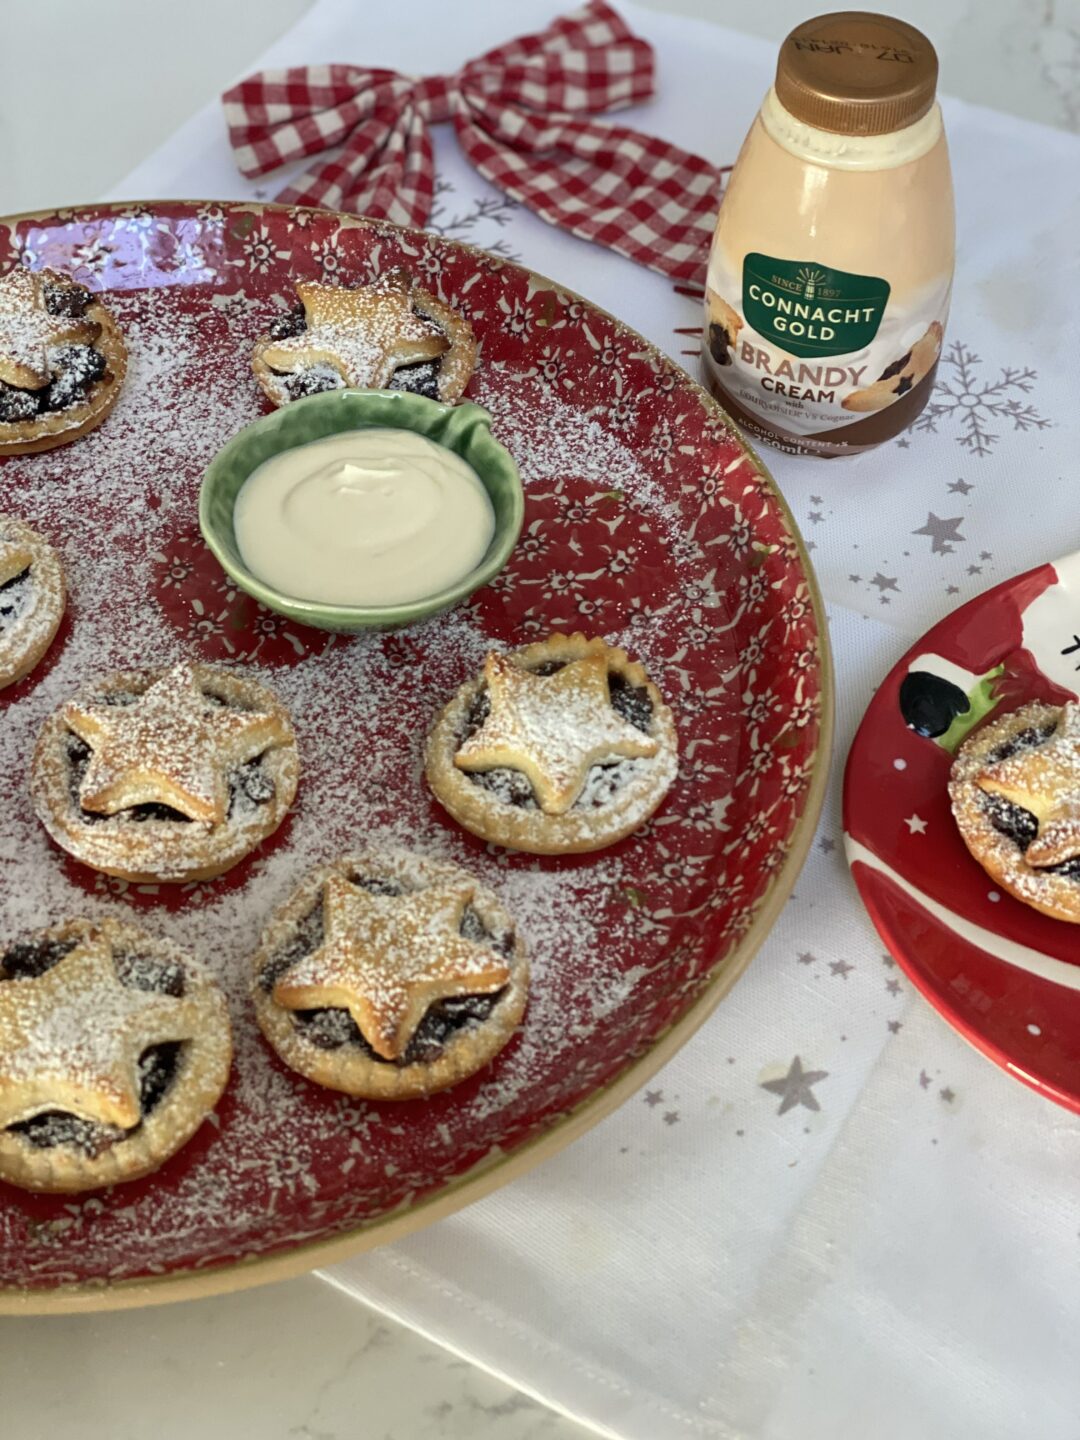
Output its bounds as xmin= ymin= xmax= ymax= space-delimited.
xmin=0 ymin=203 xmax=823 ymax=1299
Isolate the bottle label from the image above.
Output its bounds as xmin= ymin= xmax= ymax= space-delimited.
xmin=704 ymin=243 xmax=951 ymax=439
xmin=741 ymin=254 xmax=890 ymax=359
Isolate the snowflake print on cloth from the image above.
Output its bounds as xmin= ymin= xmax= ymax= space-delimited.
xmin=907 ymin=339 xmax=1052 ymax=455
xmin=427 ymin=179 xmax=522 ymax=263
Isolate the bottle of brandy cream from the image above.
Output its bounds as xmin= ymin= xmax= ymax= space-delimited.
xmin=703 ymin=12 xmax=954 ymax=457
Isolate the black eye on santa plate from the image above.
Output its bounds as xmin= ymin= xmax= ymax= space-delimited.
xmin=899 ymin=671 xmax=971 ymax=738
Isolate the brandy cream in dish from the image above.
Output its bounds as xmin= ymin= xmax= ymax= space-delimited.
xmin=233 ymin=428 xmax=495 ymax=606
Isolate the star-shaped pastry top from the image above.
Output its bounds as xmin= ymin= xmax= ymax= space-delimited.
xmin=0 ymin=534 xmax=33 ymax=588
xmin=0 ymin=268 xmax=98 ymax=390
xmin=272 ymin=873 xmax=511 ymax=1061
xmin=0 ymin=934 xmax=194 ymax=1129
xmin=977 ymin=704 xmax=1080 ymax=866
xmin=63 ymin=662 xmax=282 ymax=825
xmin=454 ymin=652 xmax=659 ymax=815
xmin=260 ymin=270 xmax=449 ymax=388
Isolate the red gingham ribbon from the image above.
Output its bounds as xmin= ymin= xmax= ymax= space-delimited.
xmin=222 ymin=1 xmax=725 ymax=283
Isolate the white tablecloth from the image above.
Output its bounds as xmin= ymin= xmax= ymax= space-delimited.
xmin=109 ymin=3 xmax=1080 ymax=1436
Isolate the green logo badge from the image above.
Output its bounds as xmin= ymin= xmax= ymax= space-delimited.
xmin=742 ymin=254 xmax=890 ymax=360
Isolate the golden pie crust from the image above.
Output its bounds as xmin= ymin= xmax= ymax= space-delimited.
xmin=31 ymin=661 xmax=299 ymax=884
xmin=0 ymin=515 xmax=65 ymax=690
xmin=251 ymin=850 xmax=529 ymax=1100
xmin=950 ymin=700 xmax=1080 ymax=923
xmin=425 ymin=632 xmax=679 ymax=854
xmin=0 ymin=268 xmax=127 ymax=456
xmin=252 ymin=268 xmax=477 ymax=406
xmin=0 ymin=917 xmax=231 ymax=1193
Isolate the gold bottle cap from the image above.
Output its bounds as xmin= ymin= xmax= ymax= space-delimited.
xmin=775 ymin=12 xmax=939 ymax=136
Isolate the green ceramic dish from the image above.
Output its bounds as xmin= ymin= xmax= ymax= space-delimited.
xmin=198 ymin=390 xmax=525 ymax=632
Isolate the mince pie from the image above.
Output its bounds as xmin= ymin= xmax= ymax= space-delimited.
xmin=426 ymin=632 xmax=679 ymax=855
xmin=705 ymin=287 xmax=743 ymax=367
xmin=252 ymin=268 xmax=477 ymax=407
xmin=0 ymin=515 xmax=65 ymax=690
xmin=252 ymin=850 xmax=528 ymax=1100
xmin=842 ymin=321 xmax=943 ymax=413
xmin=31 ymin=661 xmax=299 ymax=884
xmin=0 ymin=917 xmax=231 ymax=1193
xmin=0 ymin=266 xmax=127 ymax=455
xmin=950 ymin=700 xmax=1080 ymax=923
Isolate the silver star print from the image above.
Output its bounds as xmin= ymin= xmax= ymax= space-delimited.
xmin=919 ymin=1070 xmax=932 ymax=1089
xmin=886 ymin=979 xmax=902 ymax=995
xmin=829 ymin=959 xmax=854 ymax=979
xmin=888 ymin=1020 xmax=903 ymax=1034
xmin=643 ymin=1089 xmax=663 ymax=1107
xmin=797 ymin=951 xmax=817 ymax=966
xmin=940 ymin=1087 xmax=955 ymax=1103
xmin=663 ymin=1111 xmax=680 ymax=1126
xmin=760 ymin=1056 xmax=828 ymax=1115
xmin=819 ymin=837 xmax=836 ymax=854
xmin=913 ymin=340 xmax=1050 ymax=457
xmin=948 ymin=478 xmax=974 ymax=495
xmin=871 ymin=572 xmax=899 ymax=593
xmin=913 ymin=513 xmax=966 ymax=555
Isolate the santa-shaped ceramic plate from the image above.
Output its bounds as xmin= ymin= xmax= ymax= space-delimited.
xmin=0 ymin=201 xmax=829 ymax=1311
xmin=845 ymin=551 xmax=1080 ymax=1110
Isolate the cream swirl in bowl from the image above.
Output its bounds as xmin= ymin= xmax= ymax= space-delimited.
xmin=198 ymin=390 xmax=524 ymax=633
xmin=233 ymin=429 xmax=495 ymax=607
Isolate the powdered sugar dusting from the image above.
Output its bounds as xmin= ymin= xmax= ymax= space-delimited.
xmin=0 ymin=270 xmax=70 ymax=384
xmin=0 ymin=204 xmax=821 ymax=1293
xmin=0 ymin=940 xmax=177 ymax=1107
xmin=256 ymin=271 xmax=447 ymax=398
xmin=0 ymin=283 xmax=685 ymax=1285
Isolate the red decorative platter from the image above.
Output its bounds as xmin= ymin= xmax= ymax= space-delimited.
xmin=0 ymin=201 xmax=828 ymax=1310
xmin=845 ymin=550 xmax=1080 ymax=1111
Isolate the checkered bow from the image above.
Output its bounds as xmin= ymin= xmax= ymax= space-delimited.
xmin=222 ymin=1 xmax=725 ymax=282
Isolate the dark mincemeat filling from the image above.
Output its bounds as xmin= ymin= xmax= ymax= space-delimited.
xmin=8 ymin=1045 xmax=183 ymax=1157
xmin=0 ymin=566 xmax=30 ymax=631
xmin=64 ymin=688 xmax=276 ymax=826
xmin=458 ymin=662 xmax=655 ymax=810
xmin=261 ymin=874 xmax=514 ymax=1067
xmin=979 ymin=721 xmax=1080 ymax=879
xmin=0 ymin=277 xmax=107 ymax=422
xmin=708 ymin=322 xmax=734 ymax=366
xmin=296 ymin=991 xmax=506 ymax=1066
xmin=266 ymin=298 xmax=444 ymax=400
xmin=0 ymin=936 xmax=187 ymax=1156
xmin=43 ymin=280 xmax=94 ymax=320
xmin=266 ymin=304 xmax=308 ymax=341
xmin=387 ymin=360 xmax=441 ymax=400
xmin=986 ymin=723 xmax=1057 ymax=765
xmin=279 ymin=364 xmax=344 ymax=401
xmin=878 ymin=349 xmax=912 ymax=381
xmin=0 ymin=937 xmax=78 ymax=979
xmin=257 ymin=900 xmax=327 ymax=996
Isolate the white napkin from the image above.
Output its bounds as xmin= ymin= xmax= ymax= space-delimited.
xmin=107 ymin=3 xmax=1080 ymax=1436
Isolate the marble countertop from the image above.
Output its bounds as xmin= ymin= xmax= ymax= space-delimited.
xmin=2 ymin=2 xmax=1078 ymax=1437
